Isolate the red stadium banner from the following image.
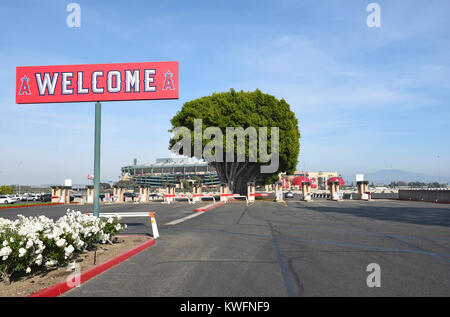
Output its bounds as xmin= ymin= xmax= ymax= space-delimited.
xmin=16 ymin=61 xmax=178 ymax=104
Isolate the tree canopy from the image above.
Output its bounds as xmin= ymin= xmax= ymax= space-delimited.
xmin=169 ymin=89 xmax=300 ymax=195
xmin=0 ymin=185 xmax=13 ymax=195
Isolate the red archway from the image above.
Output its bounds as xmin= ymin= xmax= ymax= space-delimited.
xmin=292 ymin=176 xmax=311 ymax=186
xmin=327 ymin=177 xmax=345 ymax=186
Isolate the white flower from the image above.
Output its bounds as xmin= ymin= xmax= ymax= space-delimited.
xmin=45 ymin=260 xmax=57 ymax=267
xmin=64 ymin=245 xmax=74 ymax=254
xmin=0 ymin=246 xmax=12 ymax=257
xmin=18 ymin=248 xmax=27 ymax=258
xmin=26 ymin=239 xmax=33 ymax=249
xmin=35 ymin=254 xmax=43 ymax=265
xmin=0 ymin=208 xmax=122 ymax=274
xmin=56 ymin=238 xmax=66 ymax=247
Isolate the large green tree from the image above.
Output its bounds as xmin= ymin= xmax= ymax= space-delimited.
xmin=169 ymin=89 xmax=300 ymax=195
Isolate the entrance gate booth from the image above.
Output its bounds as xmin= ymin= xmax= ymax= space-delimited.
xmin=357 ymin=181 xmax=370 ymax=200
xmin=327 ymin=177 xmax=344 ymax=201
xmin=275 ymin=181 xmax=284 ymax=202
xmin=292 ymin=176 xmax=312 ymax=201
xmin=164 ymin=184 xmax=176 ymax=204
xmin=193 ymin=184 xmax=212 ymax=203
xmin=301 ymin=181 xmax=312 ymax=201
xmin=113 ymin=186 xmax=125 ymax=203
xmin=85 ymin=185 xmax=94 ymax=203
xmin=219 ymin=183 xmax=231 ymax=202
xmin=50 ymin=185 xmax=71 ymax=204
xmin=329 ymin=181 xmax=341 ymax=201
xmin=139 ymin=185 xmax=150 ymax=203
xmin=193 ymin=184 xmax=202 ymax=203
xmin=247 ymin=182 xmax=256 ymax=202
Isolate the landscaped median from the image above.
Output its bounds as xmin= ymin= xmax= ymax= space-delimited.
xmin=0 ymin=202 xmax=79 ymax=210
xmin=0 ymin=209 xmax=155 ymax=297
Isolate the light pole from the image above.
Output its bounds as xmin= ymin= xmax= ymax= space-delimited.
xmin=93 ymin=102 xmax=102 ymax=217
xmin=437 ymin=154 xmax=441 ymax=187
xmin=18 ymin=161 xmax=23 ymax=195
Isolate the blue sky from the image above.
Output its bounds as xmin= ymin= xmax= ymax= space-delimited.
xmin=0 ymin=0 xmax=449 ymax=185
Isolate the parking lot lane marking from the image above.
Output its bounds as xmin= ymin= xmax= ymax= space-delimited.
xmin=164 ymin=212 xmax=204 ymax=226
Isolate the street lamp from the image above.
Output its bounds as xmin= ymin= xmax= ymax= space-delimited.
xmin=18 ymin=161 xmax=23 ymax=195
xmin=437 ymin=154 xmax=441 ymax=187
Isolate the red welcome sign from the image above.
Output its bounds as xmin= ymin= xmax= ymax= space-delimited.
xmin=16 ymin=61 xmax=178 ymax=104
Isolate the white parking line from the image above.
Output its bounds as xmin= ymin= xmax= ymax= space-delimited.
xmin=164 ymin=212 xmax=204 ymax=226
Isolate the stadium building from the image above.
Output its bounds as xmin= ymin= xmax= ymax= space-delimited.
xmin=120 ymin=158 xmax=220 ymax=188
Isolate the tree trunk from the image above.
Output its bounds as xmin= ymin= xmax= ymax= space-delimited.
xmin=212 ymin=162 xmax=261 ymax=195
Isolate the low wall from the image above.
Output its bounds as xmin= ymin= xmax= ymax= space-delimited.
xmin=398 ymin=190 xmax=450 ymax=203
xmin=371 ymin=192 xmax=398 ymax=199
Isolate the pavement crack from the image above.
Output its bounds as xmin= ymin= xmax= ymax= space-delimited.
xmin=268 ymin=220 xmax=297 ymax=297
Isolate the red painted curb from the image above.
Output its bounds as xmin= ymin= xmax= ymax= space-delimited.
xmin=28 ymin=235 xmax=156 ymax=297
xmin=0 ymin=203 xmax=64 ymax=209
xmin=194 ymin=201 xmax=224 ymax=212
xmin=0 ymin=202 xmax=80 ymax=210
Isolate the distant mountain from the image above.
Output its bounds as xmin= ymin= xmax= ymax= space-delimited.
xmin=363 ymin=169 xmax=447 ymax=185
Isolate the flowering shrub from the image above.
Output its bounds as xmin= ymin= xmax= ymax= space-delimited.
xmin=0 ymin=209 xmax=126 ymax=284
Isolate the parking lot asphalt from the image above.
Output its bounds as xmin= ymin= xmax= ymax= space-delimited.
xmin=3 ymin=199 xmax=449 ymax=296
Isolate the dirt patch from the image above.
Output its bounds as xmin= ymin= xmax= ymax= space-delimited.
xmin=0 ymin=235 xmax=150 ymax=297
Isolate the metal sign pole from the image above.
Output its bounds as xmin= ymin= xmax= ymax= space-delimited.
xmin=93 ymin=101 xmax=101 ymax=217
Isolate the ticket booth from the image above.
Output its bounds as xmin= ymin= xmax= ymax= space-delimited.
xmin=301 ymin=181 xmax=312 ymax=201
xmin=50 ymin=186 xmax=71 ymax=204
xmin=275 ymin=181 xmax=283 ymax=201
xmin=139 ymin=185 xmax=149 ymax=203
xmin=62 ymin=186 xmax=71 ymax=204
xmin=247 ymin=182 xmax=256 ymax=202
xmin=293 ymin=176 xmax=311 ymax=201
xmin=193 ymin=183 xmax=202 ymax=203
xmin=51 ymin=186 xmax=61 ymax=203
xmin=357 ymin=181 xmax=370 ymax=200
xmin=194 ymin=183 xmax=202 ymax=195
xmin=113 ymin=185 xmax=124 ymax=203
xmin=85 ymin=185 xmax=94 ymax=203
xmin=164 ymin=184 xmax=175 ymax=204
xmin=329 ymin=181 xmax=340 ymax=201
xmin=219 ymin=183 xmax=230 ymax=202
xmin=327 ymin=177 xmax=344 ymax=201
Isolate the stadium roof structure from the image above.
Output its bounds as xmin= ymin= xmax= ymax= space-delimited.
xmin=123 ymin=157 xmax=209 ymax=169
